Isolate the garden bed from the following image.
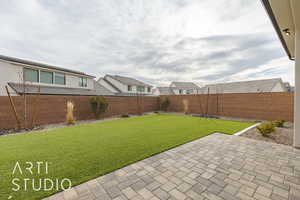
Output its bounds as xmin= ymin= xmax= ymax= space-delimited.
xmin=240 ymin=122 xmax=294 ymax=146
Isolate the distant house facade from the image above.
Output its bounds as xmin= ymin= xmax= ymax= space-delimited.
xmin=170 ymin=82 xmax=200 ymax=95
xmin=154 ymin=82 xmax=200 ymax=95
xmin=98 ymin=75 xmax=153 ymax=96
xmin=0 ymin=55 xmax=113 ymax=96
xmin=200 ymin=78 xmax=289 ymax=94
xmin=153 ymin=87 xmax=175 ymax=96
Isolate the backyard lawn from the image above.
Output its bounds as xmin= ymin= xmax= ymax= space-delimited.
xmin=0 ymin=114 xmax=254 ymax=200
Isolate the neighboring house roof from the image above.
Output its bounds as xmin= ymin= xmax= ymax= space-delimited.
xmin=93 ymin=81 xmax=116 ymax=95
xmin=170 ymin=82 xmax=200 ymax=89
xmin=105 ymin=75 xmax=152 ymax=87
xmin=155 ymin=87 xmax=175 ymax=95
xmin=8 ymin=81 xmax=114 ymax=96
xmin=98 ymin=77 xmax=122 ymax=93
xmin=202 ymin=78 xmax=286 ymax=94
xmin=0 ymin=54 xmax=95 ymax=78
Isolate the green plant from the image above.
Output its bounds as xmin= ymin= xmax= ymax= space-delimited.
xmin=90 ymin=96 xmax=109 ymax=119
xmin=272 ymin=120 xmax=285 ymax=127
xmin=121 ymin=114 xmax=130 ymax=118
xmin=160 ymin=97 xmax=170 ymax=111
xmin=256 ymin=123 xmax=275 ymax=137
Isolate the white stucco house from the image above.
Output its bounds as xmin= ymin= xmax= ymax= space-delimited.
xmin=154 ymin=82 xmax=200 ymax=95
xmin=0 ymin=55 xmax=113 ymax=96
xmin=170 ymin=82 xmax=200 ymax=95
xmin=153 ymin=87 xmax=175 ymax=96
xmin=98 ymin=75 xmax=153 ymax=96
xmin=261 ymin=0 xmax=299 ymax=147
xmin=200 ymin=78 xmax=289 ymax=94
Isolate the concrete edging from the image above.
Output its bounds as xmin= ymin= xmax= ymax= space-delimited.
xmin=234 ymin=123 xmax=261 ymax=136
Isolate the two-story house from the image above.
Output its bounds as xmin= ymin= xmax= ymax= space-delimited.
xmin=0 ymin=55 xmax=113 ymax=96
xmin=98 ymin=75 xmax=153 ymax=96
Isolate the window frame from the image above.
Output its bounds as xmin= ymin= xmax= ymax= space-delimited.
xmin=54 ymin=72 xmax=66 ymax=85
xmin=24 ymin=68 xmax=39 ymax=83
xmin=137 ymin=86 xmax=145 ymax=92
xmin=40 ymin=70 xmax=54 ymax=84
xmin=79 ymin=77 xmax=88 ymax=87
xmin=128 ymin=85 xmax=132 ymax=91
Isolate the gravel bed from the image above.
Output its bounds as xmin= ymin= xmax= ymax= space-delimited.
xmin=0 ymin=113 xmax=154 ymax=136
xmin=240 ymin=122 xmax=294 ymax=146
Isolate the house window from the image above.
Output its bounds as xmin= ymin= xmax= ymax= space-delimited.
xmin=186 ymin=90 xmax=193 ymax=94
xmin=24 ymin=68 xmax=39 ymax=83
xmin=179 ymin=89 xmax=183 ymax=94
xmin=40 ymin=70 xmax=53 ymax=84
xmin=55 ymin=73 xmax=66 ymax=85
xmin=128 ymin=85 xmax=132 ymax=91
xmin=79 ymin=77 xmax=87 ymax=87
xmin=147 ymin=87 xmax=151 ymax=92
xmin=137 ymin=86 xmax=145 ymax=92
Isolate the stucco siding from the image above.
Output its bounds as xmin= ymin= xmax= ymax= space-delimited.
xmin=105 ymin=76 xmax=152 ymax=94
xmin=98 ymin=78 xmax=119 ymax=93
xmin=271 ymin=82 xmax=286 ymax=92
xmin=0 ymin=60 xmax=94 ymax=95
xmin=0 ymin=61 xmax=23 ymax=96
xmin=66 ymin=75 xmax=93 ymax=89
xmin=106 ymin=76 xmax=128 ymax=93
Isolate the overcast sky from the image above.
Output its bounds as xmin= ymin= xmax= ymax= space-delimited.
xmin=0 ymin=0 xmax=295 ymax=86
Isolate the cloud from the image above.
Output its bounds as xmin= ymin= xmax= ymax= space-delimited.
xmin=0 ymin=0 xmax=294 ymax=87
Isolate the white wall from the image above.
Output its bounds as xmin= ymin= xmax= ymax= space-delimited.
xmin=105 ymin=76 xmax=152 ymax=94
xmin=153 ymin=88 xmax=160 ymax=96
xmin=294 ymin=30 xmax=300 ymax=147
xmin=271 ymin=82 xmax=287 ymax=92
xmin=0 ymin=60 xmax=94 ymax=96
xmin=105 ymin=76 xmax=129 ymax=93
xmin=172 ymin=88 xmax=197 ymax=95
xmin=0 ymin=61 xmax=23 ymax=96
xmin=98 ymin=78 xmax=118 ymax=93
xmin=66 ymin=75 xmax=93 ymax=89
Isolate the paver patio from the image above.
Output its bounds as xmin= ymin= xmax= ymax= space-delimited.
xmin=44 ymin=133 xmax=300 ymax=200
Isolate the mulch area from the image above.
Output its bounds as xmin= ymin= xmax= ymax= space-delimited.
xmin=240 ymin=122 xmax=294 ymax=146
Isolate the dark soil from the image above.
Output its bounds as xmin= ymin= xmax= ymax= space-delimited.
xmin=241 ymin=122 xmax=294 ymax=146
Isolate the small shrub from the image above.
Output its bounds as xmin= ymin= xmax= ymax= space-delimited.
xmin=182 ymin=99 xmax=189 ymax=114
xmin=272 ymin=120 xmax=285 ymax=127
xmin=256 ymin=123 xmax=275 ymax=137
xmin=66 ymin=101 xmax=75 ymax=125
xmin=90 ymin=96 xmax=109 ymax=119
xmin=160 ymin=97 xmax=170 ymax=111
xmin=121 ymin=114 xmax=130 ymax=118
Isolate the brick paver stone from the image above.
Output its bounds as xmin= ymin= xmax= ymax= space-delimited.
xmin=43 ymin=133 xmax=300 ymax=200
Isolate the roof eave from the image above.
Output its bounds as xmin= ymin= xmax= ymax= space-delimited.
xmin=261 ymin=0 xmax=295 ymax=61
xmin=0 ymin=55 xmax=96 ymax=78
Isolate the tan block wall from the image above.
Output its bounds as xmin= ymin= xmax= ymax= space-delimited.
xmin=0 ymin=95 xmax=159 ymax=129
xmin=0 ymin=92 xmax=294 ymax=130
xmin=161 ymin=92 xmax=294 ymax=121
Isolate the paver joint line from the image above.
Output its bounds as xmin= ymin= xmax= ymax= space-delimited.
xmin=44 ymin=133 xmax=300 ymax=200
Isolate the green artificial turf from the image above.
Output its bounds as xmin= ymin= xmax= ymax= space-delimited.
xmin=0 ymin=114 xmax=254 ymax=200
